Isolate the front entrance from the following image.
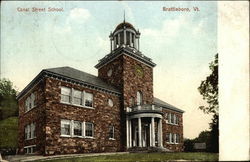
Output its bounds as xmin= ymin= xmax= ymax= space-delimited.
xmin=142 ymin=123 xmax=150 ymax=147
xmin=131 ymin=117 xmax=159 ymax=147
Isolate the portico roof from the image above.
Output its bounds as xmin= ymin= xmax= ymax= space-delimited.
xmin=154 ymin=97 xmax=184 ymax=113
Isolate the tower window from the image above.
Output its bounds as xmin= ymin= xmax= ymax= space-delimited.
xmin=108 ymin=99 xmax=114 ymax=107
xmin=137 ymin=91 xmax=143 ymax=105
xmin=108 ymin=125 xmax=115 ymax=139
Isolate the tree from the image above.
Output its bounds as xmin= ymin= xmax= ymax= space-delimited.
xmin=198 ymin=53 xmax=218 ymax=115
xmin=0 ymin=78 xmax=18 ymax=120
xmin=198 ymin=53 xmax=219 ymax=153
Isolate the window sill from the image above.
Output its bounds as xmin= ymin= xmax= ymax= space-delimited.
xmin=60 ymin=101 xmax=94 ymax=109
xmin=167 ymin=142 xmax=179 ymax=145
xmin=166 ymin=123 xmax=179 ymax=126
xmin=60 ymin=135 xmax=95 ymax=139
xmin=24 ymin=106 xmax=37 ymax=114
xmin=60 ymin=135 xmax=71 ymax=138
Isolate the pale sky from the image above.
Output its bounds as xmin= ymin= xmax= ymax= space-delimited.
xmin=1 ymin=1 xmax=217 ymax=139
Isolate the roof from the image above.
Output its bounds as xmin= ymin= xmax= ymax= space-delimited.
xmin=45 ymin=66 xmax=120 ymax=92
xmin=115 ymin=21 xmax=136 ymax=32
xmin=154 ymin=97 xmax=184 ymax=113
xmin=17 ymin=66 xmax=121 ymax=99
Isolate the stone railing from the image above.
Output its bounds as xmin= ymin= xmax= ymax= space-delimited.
xmin=126 ymin=104 xmax=162 ymax=113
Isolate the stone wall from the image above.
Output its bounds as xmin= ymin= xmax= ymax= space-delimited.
xmin=98 ymin=54 xmax=154 ymax=108
xmin=18 ymin=80 xmax=46 ymax=154
xmin=162 ymin=109 xmax=184 ymax=152
xmin=44 ymin=77 xmax=122 ymax=155
xmin=123 ymin=55 xmax=153 ymax=108
xmin=98 ymin=55 xmax=124 ymax=91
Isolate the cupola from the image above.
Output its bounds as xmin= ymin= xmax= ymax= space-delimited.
xmin=109 ymin=21 xmax=141 ymax=52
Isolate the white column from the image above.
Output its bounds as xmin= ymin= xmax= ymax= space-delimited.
xmin=129 ymin=32 xmax=132 ymax=46
xmin=118 ymin=33 xmax=120 ymax=46
xmin=138 ymin=117 xmax=142 ymax=147
xmin=133 ymin=125 xmax=136 ymax=147
xmin=114 ymin=36 xmax=117 ymax=49
xmin=129 ymin=119 xmax=132 ymax=147
xmin=124 ymin=30 xmax=126 ymax=45
xmin=149 ymin=123 xmax=152 ymax=146
xmin=110 ymin=39 xmax=113 ymax=52
xmin=126 ymin=118 xmax=129 ymax=148
xmin=158 ymin=119 xmax=163 ymax=147
xmin=151 ymin=117 xmax=155 ymax=147
xmin=134 ymin=35 xmax=137 ymax=49
xmin=138 ymin=37 xmax=140 ymax=50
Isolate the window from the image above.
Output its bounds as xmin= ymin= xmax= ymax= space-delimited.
xmin=167 ymin=113 xmax=179 ymax=125
xmin=176 ymin=116 xmax=179 ymax=125
xmin=25 ymin=125 xmax=29 ymax=140
xmin=109 ymin=125 xmax=115 ymax=139
xmin=25 ymin=93 xmax=36 ymax=112
xmin=169 ymin=133 xmax=172 ymax=143
xmin=107 ymin=69 xmax=113 ymax=77
xmin=167 ymin=133 xmax=179 ymax=144
xmin=61 ymin=120 xmax=71 ymax=136
xmin=171 ymin=113 xmax=174 ymax=124
xmin=168 ymin=113 xmax=171 ymax=123
xmin=61 ymin=87 xmax=71 ymax=103
xmin=24 ymin=145 xmax=36 ymax=154
xmin=30 ymin=93 xmax=35 ymax=108
xmin=85 ymin=122 xmax=94 ymax=137
xmin=108 ymin=99 xmax=113 ymax=107
xmin=60 ymin=87 xmax=94 ymax=109
xmin=173 ymin=114 xmax=176 ymax=124
xmin=60 ymin=120 xmax=95 ymax=138
xmin=73 ymin=90 xmax=82 ymax=105
xmin=136 ymin=91 xmax=143 ymax=105
xmin=84 ymin=92 xmax=93 ymax=107
xmin=171 ymin=133 xmax=175 ymax=144
xmin=25 ymin=123 xmax=35 ymax=140
xmin=174 ymin=134 xmax=177 ymax=144
xmin=166 ymin=133 xmax=170 ymax=143
xmin=73 ymin=121 xmax=82 ymax=136
xmin=176 ymin=134 xmax=180 ymax=143
xmin=31 ymin=123 xmax=36 ymax=138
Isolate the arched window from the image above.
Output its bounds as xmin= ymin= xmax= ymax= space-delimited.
xmin=136 ymin=91 xmax=143 ymax=105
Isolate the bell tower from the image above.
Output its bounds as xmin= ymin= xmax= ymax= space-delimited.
xmin=109 ymin=20 xmax=141 ymax=52
xmin=95 ymin=21 xmax=156 ymax=109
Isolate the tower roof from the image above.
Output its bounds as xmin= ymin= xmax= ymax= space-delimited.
xmin=114 ymin=21 xmax=136 ymax=32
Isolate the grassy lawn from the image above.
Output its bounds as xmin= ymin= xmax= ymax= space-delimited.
xmin=38 ymin=152 xmax=218 ymax=162
xmin=0 ymin=116 xmax=18 ymax=148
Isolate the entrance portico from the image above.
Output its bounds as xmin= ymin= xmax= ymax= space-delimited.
xmin=126 ymin=105 xmax=163 ymax=148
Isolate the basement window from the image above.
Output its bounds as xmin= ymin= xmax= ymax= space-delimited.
xmin=24 ymin=145 xmax=36 ymax=154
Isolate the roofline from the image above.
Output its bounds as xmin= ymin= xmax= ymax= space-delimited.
xmin=154 ymin=102 xmax=185 ymax=113
xmin=17 ymin=70 xmax=121 ymax=100
xmin=95 ymin=47 xmax=156 ymax=69
xmin=16 ymin=71 xmax=44 ymax=100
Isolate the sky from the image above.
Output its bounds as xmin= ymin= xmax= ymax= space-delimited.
xmin=1 ymin=1 xmax=217 ymax=139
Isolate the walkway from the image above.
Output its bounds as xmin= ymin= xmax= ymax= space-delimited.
xmin=4 ymin=152 xmax=129 ymax=162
